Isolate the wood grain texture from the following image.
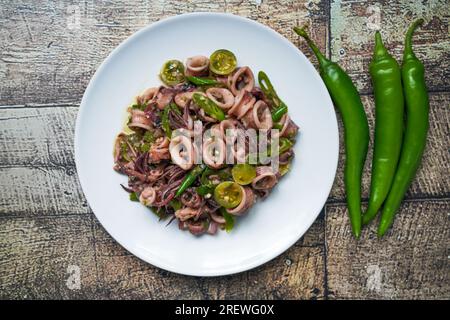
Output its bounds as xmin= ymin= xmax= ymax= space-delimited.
xmin=325 ymin=200 xmax=450 ymax=299
xmin=0 ymin=0 xmax=328 ymax=105
xmin=0 ymin=214 xmax=325 ymax=299
xmin=329 ymin=92 xmax=450 ymax=203
xmin=0 ymin=0 xmax=449 ymax=300
xmin=0 ymin=106 xmax=77 ymax=167
xmin=329 ymin=0 xmax=450 ymax=94
xmin=0 ymin=167 xmax=89 ymax=216
xmin=0 ymin=215 xmax=98 ymax=299
xmin=92 ymin=218 xmax=325 ymax=300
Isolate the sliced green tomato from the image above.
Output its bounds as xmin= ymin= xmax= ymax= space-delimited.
xmin=214 ymin=181 xmax=243 ymax=209
xmin=159 ymin=60 xmax=185 ymax=85
xmin=209 ymin=49 xmax=237 ymax=75
xmin=232 ymin=164 xmax=256 ymax=185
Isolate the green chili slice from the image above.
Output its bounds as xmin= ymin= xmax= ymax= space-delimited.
xmin=258 ymin=71 xmax=289 ymax=122
xmin=175 ymin=165 xmax=206 ymax=198
xmin=186 ymin=76 xmax=220 ymax=86
xmin=192 ymin=93 xmax=225 ymax=121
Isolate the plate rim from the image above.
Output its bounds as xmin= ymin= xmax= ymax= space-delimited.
xmin=74 ymin=12 xmax=339 ymax=277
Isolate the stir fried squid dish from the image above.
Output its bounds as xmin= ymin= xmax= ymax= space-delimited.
xmin=113 ymin=49 xmax=299 ymax=236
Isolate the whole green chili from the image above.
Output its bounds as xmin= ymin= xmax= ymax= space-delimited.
xmin=258 ymin=71 xmax=288 ymax=122
xmin=192 ymin=93 xmax=225 ymax=121
xmin=294 ymin=26 xmax=369 ymax=238
xmin=377 ymin=19 xmax=429 ymax=236
xmin=175 ymin=165 xmax=206 ymax=198
xmin=362 ymin=31 xmax=405 ymax=225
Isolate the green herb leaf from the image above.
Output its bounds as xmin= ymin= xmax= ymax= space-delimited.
xmin=161 ymin=106 xmax=172 ymax=138
xmin=221 ymin=207 xmax=235 ymax=233
xmin=140 ymin=143 xmax=151 ymax=153
xmin=196 ymin=185 xmax=214 ymax=196
xmin=169 ymin=199 xmax=182 ymax=211
xmin=131 ymin=103 xmax=147 ymax=111
xmin=129 ymin=192 xmax=139 ymax=202
xmin=143 ymin=131 xmax=155 ymax=143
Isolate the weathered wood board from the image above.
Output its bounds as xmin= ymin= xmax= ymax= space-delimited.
xmin=0 ymin=0 xmax=448 ymax=299
xmin=325 ymin=200 xmax=450 ymax=299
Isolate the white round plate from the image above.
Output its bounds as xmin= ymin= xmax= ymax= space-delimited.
xmin=75 ymin=12 xmax=338 ymax=276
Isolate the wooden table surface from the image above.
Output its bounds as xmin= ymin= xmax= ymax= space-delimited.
xmin=1 ymin=0 xmax=449 ymax=300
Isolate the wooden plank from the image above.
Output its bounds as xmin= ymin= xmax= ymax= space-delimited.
xmin=0 ymin=206 xmax=324 ymax=299
xmin=92 ymin=219 xmax=325 ymax=299
xmin=0 ymin=215 xmax=98 ymax=299
xmin=0 ymin=106 xmax=77 ymax=167
xmin=329 ymin=0 xmax=450 ymax=94
xmin=0 ymin=167 xmax=90 ymax=216
xmin=0 ymin=0 xmax=329 ymax=105
xmin=329 ymin=92 xmax=450 ymax=202
xmin=325 ymin=200 xmax=450 ymax=299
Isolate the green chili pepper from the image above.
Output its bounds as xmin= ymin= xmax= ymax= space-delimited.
xmin=175 ymin=165 xmax=206 ymax=198
xmin=169 ymin=102 xmax=181 ymax=115
xmin=377 ymin=20 xmax=429 ymax=236
xmin=161 ymin=105 xmax=172 ymax=138
xmin=279 ymin=137 xmax=294 ymax=154
xmin=266 ymin=137 xmax=293 ymax=157
xmin=294 ymin=26 xmax=369 ymax=239
xmin=258 ymin=71 xmax=289 ymax=122
xmin=362 ymin=31 xmax=405 ymax=226
xmin=272 ymin=105 xmax=288 ymax=122
xmin=186 ymin=76 xmax=220 ymax=86
xmin=192 ymin=93 xmax=225 ymax=121
xmin=273 ymin=123 xmax=283 ymax=130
